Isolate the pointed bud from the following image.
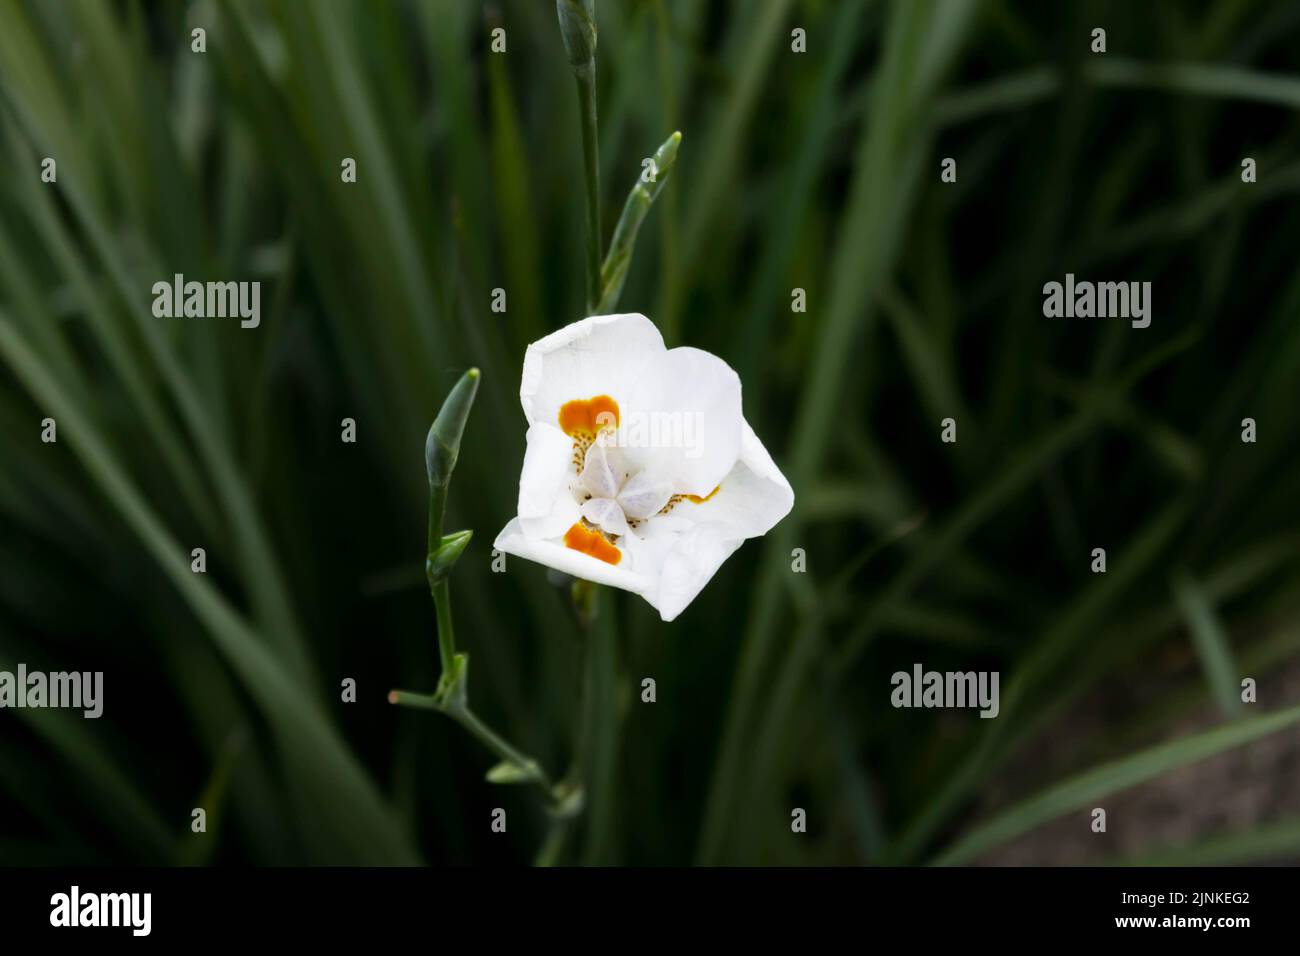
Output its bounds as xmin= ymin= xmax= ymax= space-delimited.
xmin=426 ymin=368 xmax=480 ymax=488
xmin=597 ymin=130 xmax=682 ymax=314
xmin=556 ymin=0 xmax=597 ymax=71
xmin=487 ymin=759 xmax=545 ymax=785
xmin=649 ymin=129 xmax=681 ymax=183
xmin=427 ymin=530 xmax=473 ymax=583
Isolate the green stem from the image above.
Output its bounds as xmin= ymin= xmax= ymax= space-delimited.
xmin=535 ymin=580 xmax=611 ymax=865
xmin=431 ymin=577 xmax=456 ymax=677
xmin=396 ymin=373 xmax=558 ymax=804
xmin=389 ymin=690 xmax=555 ymax=798
xmin=448 ymin=704 xmax=555 ymax=792
xmin=387 ymin=690 xmax=440 ymax=710
xmin=582 ymin=586 xmax=619 ymax=863
xmin=534 ymin=819 xmax=571 ymax=867
xmin=427 ymin=470 xmax=457 ymax=674
xmin=575 ymin=65 xmax=602 ymax=312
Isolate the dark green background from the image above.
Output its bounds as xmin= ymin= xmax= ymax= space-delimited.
xmin=2 ymin=0 xmax=1299 ymax=865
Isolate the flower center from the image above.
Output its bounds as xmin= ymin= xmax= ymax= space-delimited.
xmin=556 ymin=394 xmax=721 ymax=567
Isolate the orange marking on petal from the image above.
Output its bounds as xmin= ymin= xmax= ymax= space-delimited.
xmin=563 ymin=522 xmax=622 ymax=565
xmin=685 ymin=485 xmax=720 ymax=504
xmin=559 ymin=395 xmax=620 ymax=437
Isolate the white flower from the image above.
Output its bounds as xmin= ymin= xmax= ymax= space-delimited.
xmin=493 ymin=313 xmax=794 ymax=621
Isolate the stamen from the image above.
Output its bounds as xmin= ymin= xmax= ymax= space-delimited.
xmin=563 ymin=520 xmax=621 ymax=565
xmin=657 ymin=485 xmax=720 ymax=515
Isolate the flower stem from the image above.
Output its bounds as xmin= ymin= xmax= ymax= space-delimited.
xmin=533 ymin=578 xmax=609 ymax=865
xmin=575 ymin=65 xmax=602 ymax=313
xmin=414 ymin=523 xmax=555 ymax=799
xmin=431 ymin=576 xmax=456 ymax=677
xmin=427 ymin=433 xmax=454 ymax=673
xmin=533 ymin=819 xmax=571 ymax=867
xmin=389 ymin=689 xmax=555 ymax=798
xmin=582 ymin=584 xmax=620 ymax=863
xmin=447 ymin=702 xmax=554 ymax=792
xmin=394 ymin=367 xmax=559 ymax=812
xmin=556 ymin=0 xmax=602 ymax=312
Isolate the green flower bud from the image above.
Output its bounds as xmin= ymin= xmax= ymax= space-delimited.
xmin=427 ymin=529 xmax=473 ymax=584
xmin=556 ymin=0 xmax=597 ymax=71
xmin=425 ymin=367 xmax=480 ymax=488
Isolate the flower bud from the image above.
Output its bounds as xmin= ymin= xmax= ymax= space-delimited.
xmin=427 ymin=530 xmax=474 ymax=583
xmin=426 ymin=367 xmax=480 ymax=488
xmin=555 ymin=0 xmax=596 ymax=71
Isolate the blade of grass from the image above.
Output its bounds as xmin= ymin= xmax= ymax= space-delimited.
xmin=930 ymin=702 xmax=1300 ymax=866
xmin=697 ymin=0 xmax=978 ymax=864
xmin=0 ymin=45 xmax=314 ymax=682
xmin=1113 ymin=818 xmax=1300 ymax=866
xmin=665 ymin=0 xmax=794 ymax=335
xmin=1172 ymin=571 xmax=1244 ymax=719
xmin=734 ymin=0 xmax=867 ymax=393
xmin=0 ymin=316 xmax=418 ymax=864
xmin=0 ymin=645 xmax=177 ymax=862
xmin=888 ymin=497 xmax=1191 ymax=864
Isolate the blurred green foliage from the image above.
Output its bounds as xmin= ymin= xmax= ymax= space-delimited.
xmin=2 ymin=0 xmax=1300 ymax=866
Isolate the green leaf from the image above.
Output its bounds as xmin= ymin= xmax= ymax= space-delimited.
xmin=676 ymin=0 xmax=796 ymax=279
xmin=930 ymin=702 xmax=1300 ymax=866
xmin=1090 ymin=58 xmax=1300 ymax=109
xmin=0 ymin=322 xmax=417 ymax=864
xmin=1172 ymin=571 xmax=1243 ymax=719
xmin=0 ymin=647 xmax=176 ymax=862
xmin=1112 ymin=818 xmax=1300 ymax=867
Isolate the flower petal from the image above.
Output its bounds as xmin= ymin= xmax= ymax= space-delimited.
xmin=494 ymin=518 xmax=651 ymax=593
xmin=616 ymin=470 xmax=673 ymax=520
xmin=520 ymin=313 xmax=665 ymax=427
xmin=626 ymin=421 xmax=794 ymax=621
xmin=630 ymin=521 xmax=744 ymax=623
xmin=682 ymin=420 xmax=794 ymax=539
xmin=517 ymin=423 xmax=582 ymax=539
xmin=581 ymin=440 xmax=622 ymax=500
xmin=580 ymin=497 xmax=630 ymax=539
xmin=619 ymin=346 xmax=742 ymax=497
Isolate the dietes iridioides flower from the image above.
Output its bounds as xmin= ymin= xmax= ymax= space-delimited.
xmin=494 ymin=313 xmax=794 ymax=621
